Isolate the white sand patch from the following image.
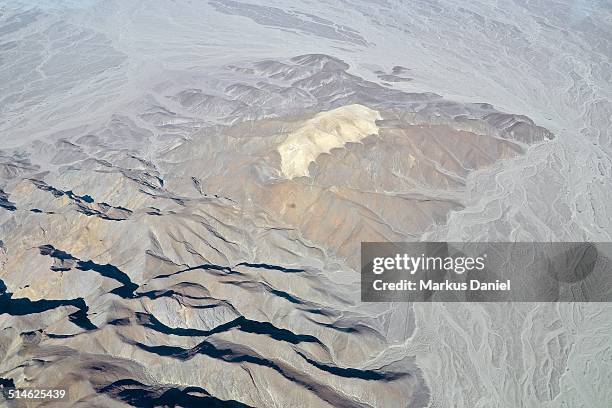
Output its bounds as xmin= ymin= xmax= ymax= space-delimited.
xmin=278 ymin=104 xmax=381 ymax=178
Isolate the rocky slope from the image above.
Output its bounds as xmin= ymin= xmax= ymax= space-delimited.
xmin=1 ymin=1 xmax=611 ymax=407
